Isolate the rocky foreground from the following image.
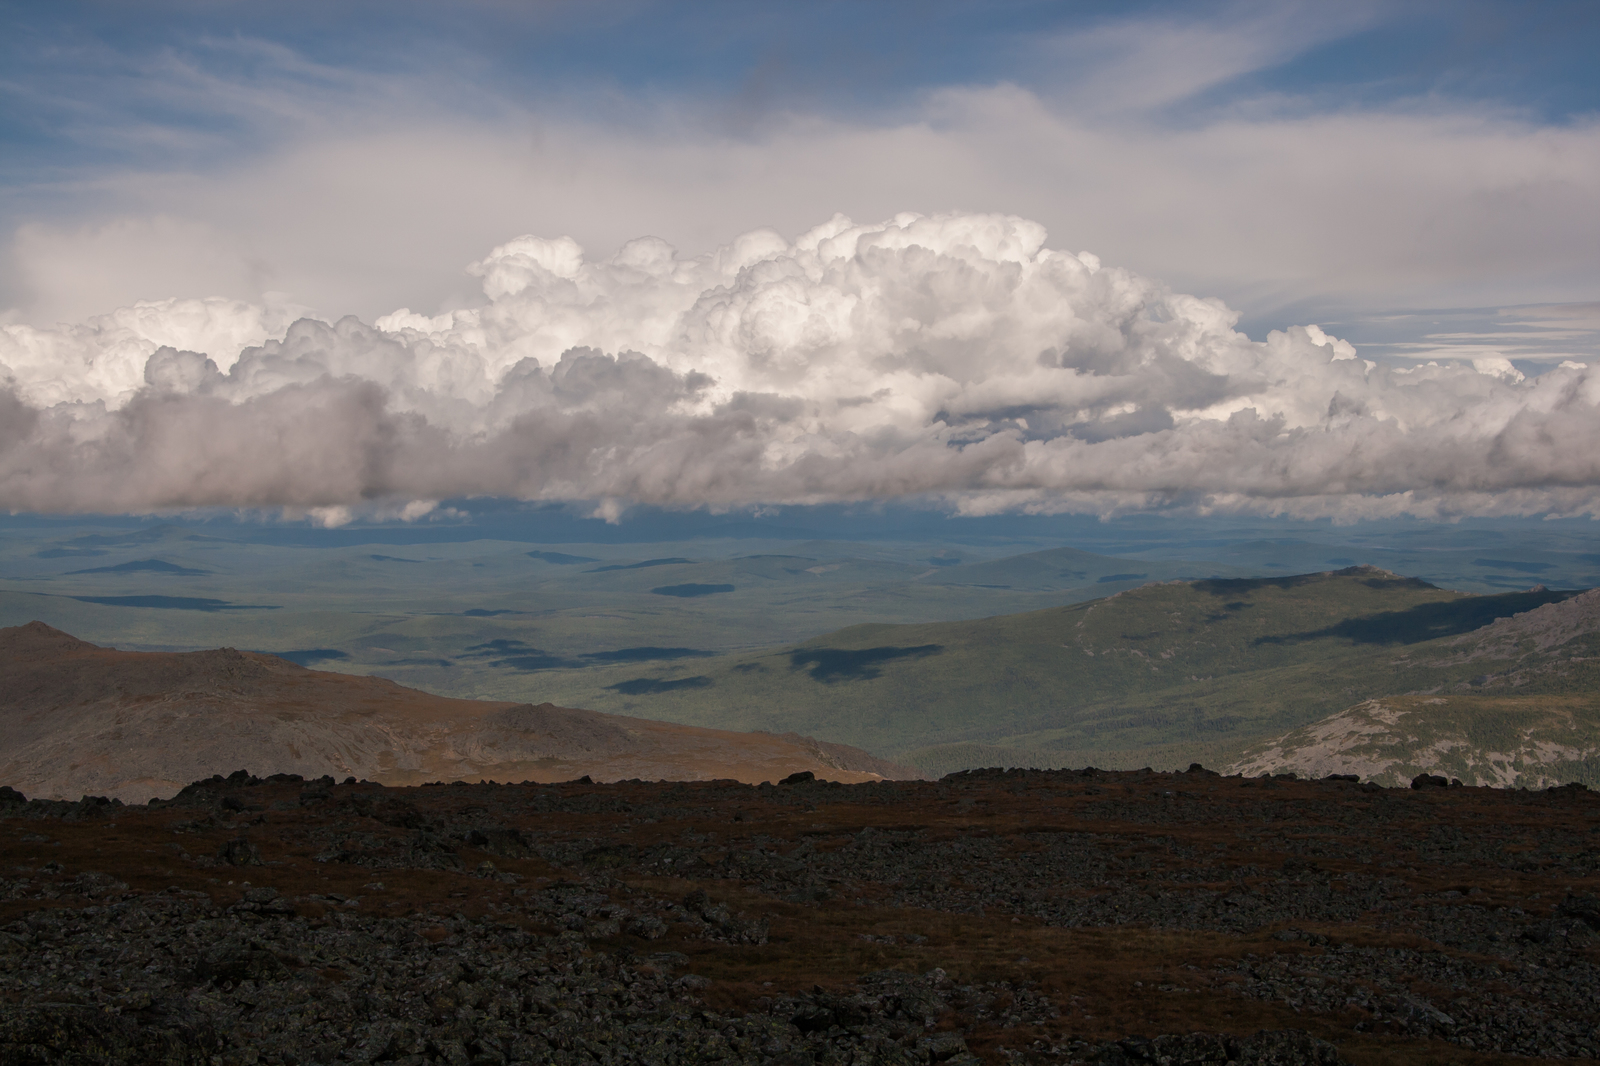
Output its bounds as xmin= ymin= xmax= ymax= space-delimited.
xmin=1 ymin=768 xmax=1597 ymax=1065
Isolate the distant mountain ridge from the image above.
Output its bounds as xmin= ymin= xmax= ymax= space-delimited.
xmin=0 ymin=622 xmax=915 ymax=803
xmin=64 ymin=558 xmax=210 ymax=576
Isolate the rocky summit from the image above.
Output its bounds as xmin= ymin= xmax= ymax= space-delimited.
xmin=2 ymin=767 xmax=1597 ymax=1065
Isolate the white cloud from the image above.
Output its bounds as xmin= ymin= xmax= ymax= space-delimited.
xmin=0 ymin=296 xmax=302 ymax=408
xmin=2 ymin=211 xmax=1598 ymax=520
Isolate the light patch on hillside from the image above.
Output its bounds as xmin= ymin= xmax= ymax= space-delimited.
xmin=1227 ymin=694 xmax=1600 ymax=788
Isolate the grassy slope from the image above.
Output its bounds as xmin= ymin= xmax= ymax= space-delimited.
xmin=522 ymin=568 xmax=1585 ymax=770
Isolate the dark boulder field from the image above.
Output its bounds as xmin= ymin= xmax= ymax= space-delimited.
xmin=1 ymin=767 xmax=1596 ymax=1065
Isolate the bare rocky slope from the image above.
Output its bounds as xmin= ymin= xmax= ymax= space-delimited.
xmin=0 ymin=622 xmax=914 ymax=802
xmin=1227 ymin=589 xmax=1600 ymax=787
xmin=1224 ymin=693 xmax=1600 ymax=787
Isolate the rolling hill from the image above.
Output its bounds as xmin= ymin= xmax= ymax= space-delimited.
xmin=519 ymin=568 xmax=1598 ymax=777
xmin=0 ymin=622 xmax=913 ymax=803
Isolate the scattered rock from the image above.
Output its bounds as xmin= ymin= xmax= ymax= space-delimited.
xmin=2 ymin=766 xmax=1595 ymax=1064
xmin=214 ymin=836 xmax=261 ymax=866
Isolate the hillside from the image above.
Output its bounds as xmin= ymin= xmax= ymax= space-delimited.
xmin=0 ymin=622 xmax=913 ymax=802
xmin=1225 ymin=693 xmax=1600 ymax=788
xmin=519 ymin=568 xmax=1595 ymax=773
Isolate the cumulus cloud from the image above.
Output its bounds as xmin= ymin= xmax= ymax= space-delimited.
xmin=2 ymin=211 xmax=1599 ymax=520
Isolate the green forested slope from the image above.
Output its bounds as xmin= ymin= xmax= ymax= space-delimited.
xmin=523 ymin=567 xmax=1590 ymax=771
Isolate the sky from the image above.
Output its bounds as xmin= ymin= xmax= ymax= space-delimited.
xmin=0 ymin=0 xmax=1597 ymax=525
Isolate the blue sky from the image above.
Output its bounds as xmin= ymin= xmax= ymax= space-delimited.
xmin=6 ymin=2 xmax=1598 ymax=141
